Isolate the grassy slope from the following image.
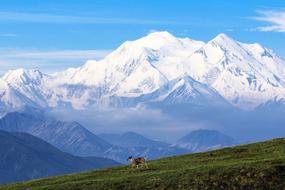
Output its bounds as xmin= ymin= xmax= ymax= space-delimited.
xmin=1 ymin=138 xmax=285 ymax=190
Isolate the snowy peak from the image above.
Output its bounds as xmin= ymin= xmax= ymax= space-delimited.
xmin=193 ymin=33 xmax=243 ymax=62
xmin=107 ymin=31 xmax=177 ymax=58
xmin=108 ymin=31 xmax=203 ymax=58
xmin=207 ymin=33 xmax=244 ymax=56
xmin=182 ymin=32 xmax=285 ymax=108
xmin=145 ymin=31 xmax=176 ymax=39
xmin=0 ymin=69 xmax=49 ymax=109
xmin=2 ymin=69 xmax=46 ymax=86
xmin=211 ymin=33 xmax=235 ymax=44
xmin=141 ymin=74 xmax=228 ymax=107
xmin=106 ymin=31 xmax=205 ymax=81
xmin=133 ymin=31 xmax=178 ymax=50
xmin=209 ymin=33 xmax=276 ymax=63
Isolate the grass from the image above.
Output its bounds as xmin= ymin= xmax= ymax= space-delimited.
xmin=1 ymin=138 xmax=285 ymax=190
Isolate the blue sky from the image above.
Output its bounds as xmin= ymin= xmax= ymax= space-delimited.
xmin=0 ymin=0 xmax=284 ymax=74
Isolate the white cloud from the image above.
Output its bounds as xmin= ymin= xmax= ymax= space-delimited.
xmin=0 ymin=49 xmax=111 ymax=60
xmin=0 ymin=11 xmax=187 ymax=25
xmin=0 ymin=49 xmax=112 ymax=75
xmin=0 ymin=33 xmax=19 ymax=37
xmin=252 ymin=10 xmax=285 ymax=32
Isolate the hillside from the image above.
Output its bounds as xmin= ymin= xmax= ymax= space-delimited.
xmin=1 ymin=138 xmax=285 ymax=190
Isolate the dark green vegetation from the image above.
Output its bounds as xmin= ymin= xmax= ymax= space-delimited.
xmin=1 ymin=138 xmax=285 ymax=190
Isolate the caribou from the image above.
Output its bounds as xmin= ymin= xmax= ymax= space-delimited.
xmin=127 ymin=156 xmax=148 ymax=169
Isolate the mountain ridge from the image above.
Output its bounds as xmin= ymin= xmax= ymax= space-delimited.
xmin=171 ymin=129 xmax=236 ymax=151
xmin=1 ymin=31 xmax=285 ymax=110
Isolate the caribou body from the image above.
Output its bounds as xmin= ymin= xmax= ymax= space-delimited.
xmin=127 ymin=156 xmax=148 ymax=169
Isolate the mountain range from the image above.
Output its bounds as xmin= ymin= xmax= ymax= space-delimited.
xmin=0 ymin=130 xmax=119 ymax=184
xmin=0 ymin=107 xmax=237 ymax=164
xmin=99 ymin=132 xmax=190 ymax=160
xmin=100 ymin=130 xmax=237 ymax=159
xmin=0 ymin=108 xmax=133 ymax=163
xmin=1 ymin=31 xmax=285 ymax=111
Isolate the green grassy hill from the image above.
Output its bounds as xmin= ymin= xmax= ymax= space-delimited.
xmin=1 ymin=138 xmax=285 ymax=190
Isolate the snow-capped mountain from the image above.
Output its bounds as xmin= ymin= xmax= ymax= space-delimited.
xmin=0 ymin=31 xmax=285 ymax=110
xmin=0 ymin=69 xmax=48 ymax=110
xmin=183 ymin=34 xmax=285 ymax=108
